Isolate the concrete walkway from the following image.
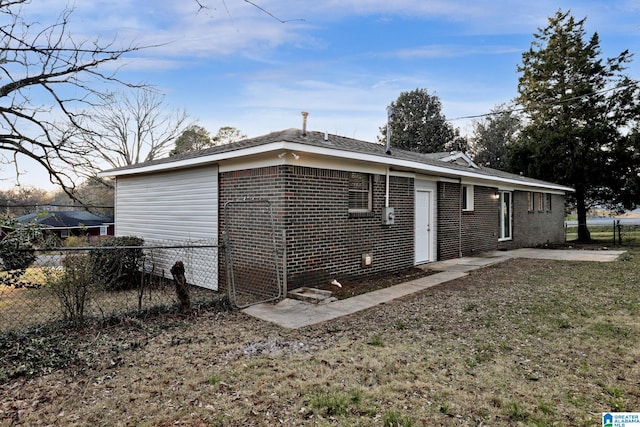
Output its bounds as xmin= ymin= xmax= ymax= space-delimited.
xmin=242 ymin=248 xmax=626 ymax=329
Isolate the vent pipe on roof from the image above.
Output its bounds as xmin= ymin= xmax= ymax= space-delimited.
xmin=301 ymin=111 xmax=309 ymax=136
xmin=385 ymin=106 xmax=394 ymax=155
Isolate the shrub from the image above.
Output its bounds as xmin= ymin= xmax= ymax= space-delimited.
xmin=90 ymin=236 xmax=145 ymax=291
xmin=47 ymin=252 xmax=96 ymax=322
xmin=0 ymin=234 xmax=36 ymax=272
xmin=64 ymin=235 xmax=89 ymax=248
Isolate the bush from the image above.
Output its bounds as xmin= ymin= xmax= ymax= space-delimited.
xmin=0 ymin=237 xmax=36 ymax=271
xmin=47 ymin=252 xmax=96 ymax=322
xmin=90 ymin=236 xmax=145 ymax=291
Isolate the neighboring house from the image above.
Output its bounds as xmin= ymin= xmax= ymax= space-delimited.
xmin=100 ymin=128 xmax=573 ymax=292
xmin=16 ymin=210 xmax=114 ymax=240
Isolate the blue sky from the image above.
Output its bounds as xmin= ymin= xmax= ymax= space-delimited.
xmin=6 ymin=0 xmax=640 ymax=189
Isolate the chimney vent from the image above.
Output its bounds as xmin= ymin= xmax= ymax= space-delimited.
xmin=385 ymin=106 xmax=394 ymax=155
xmin=301 ymin=111 xmax=309 ymax=136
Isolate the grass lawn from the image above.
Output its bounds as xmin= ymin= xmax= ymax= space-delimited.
xmin=1 ymin=246 xmax=639 ymax=426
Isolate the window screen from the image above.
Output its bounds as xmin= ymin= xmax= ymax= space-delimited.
xmin=348 ymin=172 xmax=371 ymax=212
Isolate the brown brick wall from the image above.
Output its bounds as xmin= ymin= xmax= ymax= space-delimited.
xmin=219 ymin=165 xmax=415 ymax=289
xmin=499 ymin=192 xmax=566 ymax=250
xmin=437 ymin=182 xmax=461 ymax=260
xmin=438 ymin=183 xmax=500 ymax=260
xmin=218 ymin=166 xmax=566 ymax=288
xmin=461 ymin=186 xmax=500 ymax=256
xmin=217 ymin=166 xmax=287 ymax=292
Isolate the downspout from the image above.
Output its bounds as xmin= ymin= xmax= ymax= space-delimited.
xmin=385 ymin=106 xmax=392 ymax=209
xmin=459 ymin=178 xmax=463 ymax=258
xmin=385 ymin=167 xmax=390 ymax=208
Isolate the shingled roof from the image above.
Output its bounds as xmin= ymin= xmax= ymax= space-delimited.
xmin=101 ymin=128 xmax=573 ymax=192
xmin=17 ymin=211 xmax=114 ymax=229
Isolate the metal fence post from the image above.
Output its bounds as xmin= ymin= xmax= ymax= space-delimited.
xmin=282 ymin=228 xmax=287 ymax=299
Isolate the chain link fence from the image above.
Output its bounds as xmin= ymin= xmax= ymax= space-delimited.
xmin=224 ymin=200 xmax=282 ymax=308
xmin=0 ymin=240 xmax=222 ymax=333
xmin=565 ymin=221 xmax=640 ymax=245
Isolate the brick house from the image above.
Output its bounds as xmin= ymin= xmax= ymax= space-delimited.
xmin=101 ymin=128 xmax=572 ymax=291
xmin=15 ymin=210 xmax=114 ymax=240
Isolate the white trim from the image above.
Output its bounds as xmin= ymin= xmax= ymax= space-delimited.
xmin=499 ymin=191 xmax=513 ymax=241
xmin=439 ymin=152 xmax=479 ymax=169
xmin=101 ymin=140 xmax=573 ymax=193
xmin=462 ymin=185 xmax=474 ymax=211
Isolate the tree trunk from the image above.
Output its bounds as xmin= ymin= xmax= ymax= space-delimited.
xmin=170 ymin=261 xmax=191 ymax=314
xmin=575 ymin=190 xmax=592 ymax=242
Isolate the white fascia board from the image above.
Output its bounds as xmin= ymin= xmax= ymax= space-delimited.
xmin=100 ymin=139 xmax=573 ymax=193
xmin=99 ymin=141 xmax=289 ymax=177
xmin=281 ymin=142 xmax=573 ymax=193
xmin=460 ymin=177 xmax=568 ymax=194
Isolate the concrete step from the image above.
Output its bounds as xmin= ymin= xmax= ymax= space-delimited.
xmin=287 ymin=287 xmax=337 ymax=304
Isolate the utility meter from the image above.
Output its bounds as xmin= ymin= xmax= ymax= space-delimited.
xmin=382 ymin=207 xmax=395 ymax=225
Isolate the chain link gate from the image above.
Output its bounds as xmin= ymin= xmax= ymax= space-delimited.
xmin=223 ymin=199 xmax=282 ymax=308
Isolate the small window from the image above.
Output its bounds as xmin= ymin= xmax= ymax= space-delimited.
xmin=545 ymin=193 xmax=552 ymax=212
xmin=348 ymin=172 xmax=371 ymax=212
xmin=60 ymin=229 xmax=70 ymax=238
xmin=100 ymin=226 xmax=108 ymax=236
xmin=462 ymin=185 xmax=474 ymax=211
xmin=537 ymin=193 xmax=544 ymax=212
xmin=527 ymin=192 xmax=534 ymax=212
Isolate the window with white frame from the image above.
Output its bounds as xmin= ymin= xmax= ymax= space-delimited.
xmin=348 ymin=172 xmax=372 ymax=213
xmin=100 ymin=226 xmax=108 ymax=236
xmin=461 ymin=185 xmax=474 ymax=211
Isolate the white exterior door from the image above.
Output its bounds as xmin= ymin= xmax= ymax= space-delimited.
xmin=415 ymin=188 xmax=434 ymax=264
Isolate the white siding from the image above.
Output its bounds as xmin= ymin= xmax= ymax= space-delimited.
xmin=115 ymin=166 xmax=218 ymax=289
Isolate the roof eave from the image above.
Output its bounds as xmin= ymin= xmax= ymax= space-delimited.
xmin=100 ymin=140 xmax=574 ymax=193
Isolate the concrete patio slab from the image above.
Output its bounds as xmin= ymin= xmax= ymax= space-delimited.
xmin=506 ymin=248 xmax=625 ymax=262
xmin=242 ymin=248 xmax=626 ymax=329
xmin=242 ymin=270 xmax=467 ymax=329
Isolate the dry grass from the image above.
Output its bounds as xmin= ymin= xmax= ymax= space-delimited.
xmin=1 ymin=247 xmax=639 ymax=426
xmin=0 ymin=273 xmax=220 ymax=332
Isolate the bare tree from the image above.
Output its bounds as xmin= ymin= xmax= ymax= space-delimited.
xmin=0 ymin=186 xmax=52 ymax=217
xmin=74 ymin=90 xmax=188 ymax=178
xmin=0 ymin=1 xmax=146 ymax=195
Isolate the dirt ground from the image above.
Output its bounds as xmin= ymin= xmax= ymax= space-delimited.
xmin=1 ymin=251 xmax=639 ymax=426
xmin=317 ymin=267 xmax=434 ymax=299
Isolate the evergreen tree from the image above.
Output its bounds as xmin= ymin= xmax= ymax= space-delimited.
xmin=212 ymin=126 xmax=247 ymax=145
xmin=471 ymin=104 xmax=521 ymax=170
xmin=379 ymin=88 xmax=457 ymax=153
xmin=170 ymin=125 xmax=214 ymax=156
xmin=511 ymin=10 xmax=640 ymax=241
